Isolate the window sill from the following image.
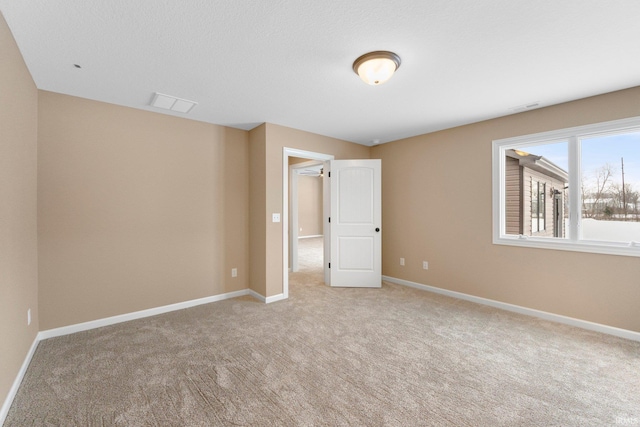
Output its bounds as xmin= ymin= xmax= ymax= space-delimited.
xmin=494 ymin=235 xmax=640 ymax=258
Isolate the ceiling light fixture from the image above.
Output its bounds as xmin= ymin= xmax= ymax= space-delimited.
xmin=352 ymin=51 xmax=401 ymax=85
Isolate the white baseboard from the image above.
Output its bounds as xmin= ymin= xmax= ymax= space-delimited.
xmin=265 ymin=293 xmax=286 ymax=304
xmin=0 ymin=335 xmax=39 ymax=425
xmin=248 ymin=290 xmax=287 ymax=304
xmin=383 ymin=275 xmax=640 ymax=342
xmin=2 ymin=288 xmax=259 ymax=422
xmin=39 ymin=289 xmax=250 ymax=340
xmin=298 ymin=235 xmax=323 ymax=239
xmin=248 ymin=289 xmax=265 ymax=302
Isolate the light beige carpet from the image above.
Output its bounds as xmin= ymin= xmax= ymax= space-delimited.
xmin=5 ymin=237 xmax=640 ymax=426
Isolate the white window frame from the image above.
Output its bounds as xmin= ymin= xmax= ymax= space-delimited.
xmin=493 ymin=115 xmax=640 ymax=257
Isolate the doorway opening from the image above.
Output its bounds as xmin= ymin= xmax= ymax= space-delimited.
xmin=282 ymin=148 xmax=334 ymax=299
xmin=289 ymin=160 xmax=325 ymax=293
xmin=289 ymin=159 xmax=323 ymax=272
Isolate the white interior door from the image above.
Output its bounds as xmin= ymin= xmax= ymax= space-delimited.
xmin=328 ymin=159 xmax=381 ymax=287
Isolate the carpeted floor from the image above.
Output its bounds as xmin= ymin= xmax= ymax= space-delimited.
xmin=5 ymin=237 xmax=640 ymax=426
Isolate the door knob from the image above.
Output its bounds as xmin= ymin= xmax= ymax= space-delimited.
xmin=375 ymin=228 xmax=380 ymax=232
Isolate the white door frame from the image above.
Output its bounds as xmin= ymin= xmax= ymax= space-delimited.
xmin=282 ymin=148 xmax=334 ymax=299
xmin=289 ymin=160 xmax=323 ymax=273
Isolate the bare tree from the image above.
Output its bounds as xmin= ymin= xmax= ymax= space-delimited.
xmin=612 ymin=183 xmax=640 ymax=220
xmin=582 ymin=163 xmax=615 ymax=219
xmin=632 ymin=190 xmax=640 ymax=220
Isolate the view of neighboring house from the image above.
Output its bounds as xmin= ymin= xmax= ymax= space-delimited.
xmin=505 ymin=149 xmax=569 ymax=237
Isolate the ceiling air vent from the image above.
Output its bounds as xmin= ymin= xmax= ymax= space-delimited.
xmin=510 ymin=101 xmax=540 ymax=113
xmin=150 ymin=92 xmax=198 ymax=113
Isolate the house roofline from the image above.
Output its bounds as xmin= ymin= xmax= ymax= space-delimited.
xmin=506 ymin=149 xmax=568 ymax=183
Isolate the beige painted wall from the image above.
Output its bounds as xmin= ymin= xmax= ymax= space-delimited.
xmin=262 ymin=123 xmax=370 ymax=297
xmin=0 ymin=11 xmax=39 ymax=411
xmin=248 ymin=124 xmax=267 ymax=296
xmin=298 ymin=175 xmax=323 ymax=237
xmin=38 ymin=91 xmax=249 ymax=330
xmin=372 ymin=86 xmax=640 ymax=332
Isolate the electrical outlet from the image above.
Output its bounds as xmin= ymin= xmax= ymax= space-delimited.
xmin=400 ymin=257 xmax=405 ymax=266
xmin=231 ymin=268 xmax=238 ymax=278
xmin=27 ymin=308 xmax=31 ymax=326
xmin=272 ymin=213 xmax=280 ymax=223
xmin=423 ymin=261 xmax=429 ymax=270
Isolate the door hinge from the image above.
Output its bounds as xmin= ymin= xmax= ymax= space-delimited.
xmin=328 ymin=217 xmax=331 ymax=223
xmin=328 ymin=171 xmax=331 ymax=178
xmin=328 ymin=262 xmax=331 ymax=268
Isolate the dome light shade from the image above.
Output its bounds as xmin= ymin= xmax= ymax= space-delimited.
xmin=353 ymin=51 xmax=401 ymax=85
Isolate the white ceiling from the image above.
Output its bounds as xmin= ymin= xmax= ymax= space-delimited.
xmin=2 ymin=0 xmax=640 ymax=145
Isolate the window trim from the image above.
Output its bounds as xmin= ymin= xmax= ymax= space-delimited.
xmin=492 ymin=115 xmax=640 ymax=257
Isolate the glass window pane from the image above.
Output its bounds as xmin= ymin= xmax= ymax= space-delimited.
xmin=504 ymin=141 xmax=568 ymax=238
xmin=580 ymin=131 xmax=640 ymax=242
